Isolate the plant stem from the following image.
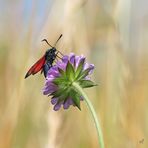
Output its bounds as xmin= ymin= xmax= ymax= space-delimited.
xmin=73 ymin=82 xmax=104 ymax=148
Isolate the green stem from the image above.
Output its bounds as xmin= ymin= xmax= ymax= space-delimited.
xmin=73 ymin=82 xmax=104 ymax=148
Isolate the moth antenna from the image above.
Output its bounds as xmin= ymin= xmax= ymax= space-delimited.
xmin=54 ymin=34 xmax=62 ymax=47
xmin=41 ymin=39 xmax=53 ymax=48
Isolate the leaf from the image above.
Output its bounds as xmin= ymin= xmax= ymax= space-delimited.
xmin=70 ymin=90 xmax=81 ymax=110
xmin=72 ymin=94 xmax=81 ymax=110
xmin=51 ymin=88 xmax=67 ymax=98
xmin=57 ymin=91 xmax=69 ymax=104
xmin=75 ymin=58 xmax=85 ymax=80
xmin=53 ymin=77 xmax=66 ymax=85
xmin=79 ymin=80 xmax=97 ymax=88
xmin=66 ymin=61 xmax=75 ymax=81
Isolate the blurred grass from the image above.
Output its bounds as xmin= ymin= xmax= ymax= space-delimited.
xmin=0 ymin=0 xmax=148 ymax=148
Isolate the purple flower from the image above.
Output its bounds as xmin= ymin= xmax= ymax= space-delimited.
xmin=43 ymin=53 xmax=96 ymax=111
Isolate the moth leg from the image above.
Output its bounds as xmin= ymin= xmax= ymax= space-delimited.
xmin=55 ymin=51 xmax=62 ymax=59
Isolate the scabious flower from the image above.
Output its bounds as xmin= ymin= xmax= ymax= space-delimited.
xmin=43 ymin=53 xmax=96 ymax=111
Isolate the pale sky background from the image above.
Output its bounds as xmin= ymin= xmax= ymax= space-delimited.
xmin=0 ymin=0 xmax=148 ymax=66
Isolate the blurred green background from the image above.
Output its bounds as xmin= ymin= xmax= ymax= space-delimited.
xmin=0 ymin=0 xmax=148 ymax=148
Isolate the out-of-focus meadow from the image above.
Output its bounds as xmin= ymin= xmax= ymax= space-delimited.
xmin=0 ymin=0 xmax=148 ymax=148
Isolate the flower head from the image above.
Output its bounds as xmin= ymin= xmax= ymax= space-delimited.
xmin=43 ymin=53 xmax=96 ymax=111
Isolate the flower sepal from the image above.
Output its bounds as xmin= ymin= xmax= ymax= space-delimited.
xmin=66 ymin=61 xmax=75 ymax=81
xmin=79 ymin=80 xmax=97 ymax=88
xmin=75 ymin=58 xmax=85 ymax=80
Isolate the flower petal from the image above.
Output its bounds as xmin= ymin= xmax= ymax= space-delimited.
xmin=43 ymin=83 xmax=57 ymax=95
xmin=62 ymin=55 xmax=69 ymax=63
xmin=75 ymin=55 xmax=85 ymax=68
xmin=80 ymin=96 xmax=84 ymax=100
xmin=54 ymin=102 xmax=62 ymax=111
xmin=67 ymin=97 xmax=74 ymax=105
xmin=51 ymin=98 xmax=58 ymax=105
xmin=69 ymin=53 xmax=75 ymax=65
xmin=56 ymin=61 xmax=67 ymax=71
xmin=88 ymin=64 xmax=94 ymax=74
xmin=47 ymin=66 xmax=60 ymax=77
xmin=46 ymin=75 xmax=55 ymax=81
xmin=63 ymin=101 xmax=70 ymax=109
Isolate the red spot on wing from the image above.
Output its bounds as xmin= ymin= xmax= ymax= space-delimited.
xmin=25 ymin=55 xmax=46 ymax=78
